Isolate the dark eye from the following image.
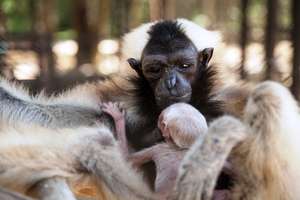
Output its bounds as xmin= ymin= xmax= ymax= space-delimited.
xmin=145 ymin=66 xmax=161 ymax=74
xmin=149 ymin=68 xmax=161 ymax=74
xmin=181 ymin=64 xmax=191 ymax=68
xmin=146 ymin=64 xmax=161 ymax=74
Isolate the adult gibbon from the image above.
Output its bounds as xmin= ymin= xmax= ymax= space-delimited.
xmin=0 ymin=19 xmax=222 ymax=149
xmin=174 ymin=81 xmax=300 ymax=200
xmin=0 ymin=19 xmax=299 ymax=200
xmin=0 ymin=18 xmax=223 ymax=199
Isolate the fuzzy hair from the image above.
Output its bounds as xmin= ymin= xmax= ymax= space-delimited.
xmin=0 ymin=121 xmax=154 ymax=200
xmin=159 ymin=103 xmax=208 ymax=148
xmin=0 ymin=77 xmax=155 ymax=199
xmin=122 ymin=18 xmax=221 ymax=59
xmin=173 ymin=115 xmax=247 ymax=200
xmin=0 ymin=76 xmax=133 ymax=129
xmin=172 ymin=81 xmax=300 ymax=200
xmin=231 ymin=81 xmax=300 ymax=200
xmin=0 ymin=77 xmax=101 ymax=110
xmin=0 ymin=122 xmax=112 ymax=193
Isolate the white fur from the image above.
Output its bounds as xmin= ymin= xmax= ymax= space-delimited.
xmin=122 ymin=18 xmax=221 ymax=59
xmin=0 ymin=77 xmax=101 ymax=110
xmin=0 ymin=122 xmax=112 ymax=192
xmin=240 ymin=81 xmax=300 ymax=200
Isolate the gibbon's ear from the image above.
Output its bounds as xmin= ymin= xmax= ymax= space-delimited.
xmin=198 ymin=48 xmax=214 ymax=66
xmin=127 ymin=58 xmax=144 ymax=77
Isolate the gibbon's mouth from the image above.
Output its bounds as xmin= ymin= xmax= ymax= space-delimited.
xmin=168 ymin=93 xmax=191 ymax=100
xmin=212 ymin=161 xmax=234 ymax=200
xmin=156 ymin=92 xmax=192 ymax=101
xmin=156 ymin=93 xmax=192 ymax=108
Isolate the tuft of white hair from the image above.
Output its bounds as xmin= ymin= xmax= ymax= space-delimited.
xmin=122 ymin=18 xmax=221 ymax=60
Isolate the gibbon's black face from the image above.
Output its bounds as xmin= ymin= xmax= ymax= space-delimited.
xmin=127 ymin=21 xmax=213 ymax=109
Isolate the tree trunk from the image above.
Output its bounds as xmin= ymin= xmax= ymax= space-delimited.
xmin=98 ymin=0 xmax=110 ymax=38
xmin=291 ymin=0 xmax=300 ymax=100
xmin=265 ymin=0 xmax=279 ymax=80
xmin=110 ymin=0 xmax=130 ymax=38
xmin=73 ymin=0 xmax=99 ymax=66
xmin=240 ymin=0 xmax=250 ymax=79
xmin=128 ymin=0 xmax=144 ymax=29
xmin=149 ymin=0 xmax=176 ymax=21
xmin=33 ymin=0 xmax=57 ymax=91
xmin=196 ymin=0 xmax=217 ymax=27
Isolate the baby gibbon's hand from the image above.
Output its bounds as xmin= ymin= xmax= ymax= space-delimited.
xmin=102 ymin=102 xmax=125 ymax=122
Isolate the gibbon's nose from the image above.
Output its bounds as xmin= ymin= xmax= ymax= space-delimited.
xmin=165 ymin=73 xmax=176 ymax=90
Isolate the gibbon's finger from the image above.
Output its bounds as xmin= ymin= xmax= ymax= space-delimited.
xmin=114 ymin=102 xmax=120 ymax=108
xmin=112 ymin=103 xmax=118 ymax=110
xmin=117 ymin=102 xmax=124 ymax=110
xmin=101 ymin=102 xmax=111 ymax=108
xmin=121 ymin=110 xmax=126 ymax=116
xmin=102 ymin=104 xmax=109 ymax=111
xmin=108 ymin=101 xmax=114 ymax=107
xmin=102 ymin=106 xmax=113 ymax=115
xmin=102 ymin=109 xmax=111 ymax=115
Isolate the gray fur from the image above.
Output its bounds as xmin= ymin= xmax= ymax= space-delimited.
xmin=172 ymin=116 xmax=247 ymax=200
xmin=0 ymin=86 xmax=113 ymax=129
xmin=79 ymin=138 xmax=155 ymax=200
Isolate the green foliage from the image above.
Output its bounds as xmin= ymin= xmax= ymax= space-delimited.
xmin=0 ymin=0 xmax=294 ymax=41
xmin=1 ymin=0 xmax=32 ymax=33
xmin=1 ymin=0 xmax=73 ymax=34
xmin=55 ymin=29 xmax=76 ymax=40
xmin=279 ymin=0 xmax=291 ymax=30
xmin=56 ymin=0 xmax=72 ymax=31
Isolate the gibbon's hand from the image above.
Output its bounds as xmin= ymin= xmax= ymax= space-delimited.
xmin=102 ymin=102 xmax=125 ymax=122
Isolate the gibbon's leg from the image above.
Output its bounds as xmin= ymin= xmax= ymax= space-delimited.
xmin=172 ymin=116 xmax=247 ymax=200
xmin=29 ymin=177 xmax=76 ymax=200
xmin=0 ymin=187 xmax=34 ymax=200
xmin=231 ymin=81 xmax=300 ymax=200
xmin=0 ymin=123 xmax=152 ymax=200
xmin=78 ymin=136 xmax=156 ymax=200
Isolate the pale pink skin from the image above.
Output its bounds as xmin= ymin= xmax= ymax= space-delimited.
xmin=213 ymin=190 xmax=230 ymax=200
xmin=157 ymin=110 xmax=172 ymax=143
xmin=102 ymin=102 xmax=184 ymax=199
xmin=102 ymin=102 xmax=128 ymax=156
xmin=102 ymin=102 xmax=230 ymax=200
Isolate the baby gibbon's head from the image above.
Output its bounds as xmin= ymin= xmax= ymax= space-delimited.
xmin=158 ymin=103 xmax=208 ymax=148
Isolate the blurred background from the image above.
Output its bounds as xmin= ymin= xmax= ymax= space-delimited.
xmin=0 ymin=0 xmax=299 ymax=98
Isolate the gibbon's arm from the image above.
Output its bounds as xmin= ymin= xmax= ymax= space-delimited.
xmin=29 ymin=177 xmax=76 ymax=200
xmin=102 ymin=102 xmax=129 ymax=156
xmin=128 ymin=146 xmax=156 ymax=168
xmin=0 ymin=187 xmax=34 ymax=200
xmin=0 ymin=79 xmax=105 ymax=128
xmin=79 ymin=138 xmax=156 ymax=200
xmin=173 ymin=116 xmax=247 ymax=200
xmin=230 ymin=81 xmax=300 ymax=200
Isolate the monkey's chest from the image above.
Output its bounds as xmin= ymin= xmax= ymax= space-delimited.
xmin=154 ymin=147 xmax=186 ymax=194
xmin=154 ymin=149 xmax=185 ymax=172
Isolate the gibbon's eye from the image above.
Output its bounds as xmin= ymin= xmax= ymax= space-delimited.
xmin=150 ymin=68 xmax=161 ymax=74
xmin=146 ymin=66 xmax=161 ymax=74
xmin=181 ymin=64 xmax=191 ymax=68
